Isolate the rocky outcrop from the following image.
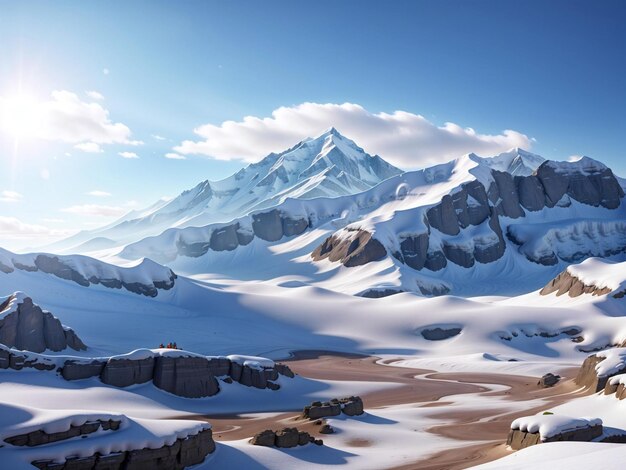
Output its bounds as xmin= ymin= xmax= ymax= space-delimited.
xmin=506 ymin=423 xmax=603 ymax=450
xmin=0 ymin=293 xmax=86 ymax=353
xmin=420 ymin=327 xmax=462 ymax=341
xmin=59 ymin=353 xmax=294 ymax=398
xmin=5 ymin=419 xmax=121 ymax=447
xmin=301 ymin=396 xmax=364 ymax=419
xmin=538 ymin=373 xmax=560 ymax=388
xmin=250 ymin=428 xmax=322 ymax=448
xmin=540 ymin=270 xmax=613 ymax=297
xmin=311 ymin=229 xmax=387 ymax=267
xmin=358 ymin=288 xmax=404 ymax=298
xmin=574 ymin=354 xmax=621 ymax=392
xmin=31 ymin=428 xmax=215 ymax=470
xmin=100 ymin=357 xmax=155 ymax=388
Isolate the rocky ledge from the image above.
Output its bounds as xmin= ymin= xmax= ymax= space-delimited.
xmin=507 ymin=418 xmax=603 ymax=450
xmin=0 ymin=293 xmax=86 ymax=353
xmin=540 ymin=270 xmax=614 ymax=298
xmin=31 ymin=428 xmax=215 ymax=470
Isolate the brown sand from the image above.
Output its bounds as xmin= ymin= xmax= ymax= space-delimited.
xmin=178 ymin=350 xmax=586 ymax=469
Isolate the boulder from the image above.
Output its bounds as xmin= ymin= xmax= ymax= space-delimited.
xmin=275 ymin=428 xmax=300 ymax=448
xmin=420 ymin=327 xmax=462 ymax=341
xmin=312 ymin=229 xmax=387 ymax=267
xmin=209 ymin=224 xmax=241 ymax=251
xmin=250 ymin=429 xmax=276 ymax=447
xmin=538 ymin=373 xmax=560 ymax=388
xmin=319 ymin=424 xmax=334 ymax=434
xmin=252 ymin=209 xmax=284 ymax=242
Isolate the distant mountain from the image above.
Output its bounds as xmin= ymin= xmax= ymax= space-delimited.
xmin=48 ymin=128 xmax=401 ymax=253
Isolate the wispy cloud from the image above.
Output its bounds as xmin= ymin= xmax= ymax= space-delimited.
xmin=174 ymin=102 xmax=532 ymax=168
xmin=86 ymin=190 xmax=112 ymax=197
xmin=0 ymin=190 xmax=23 ymax=202
xmin=152 ymin=134 xmax=166 ymax=141
xmin=74 ymin=142 xmax=103 ymax=153
xmin=0 ymin=216 xmax=67 ymax=237
xmin=86 ymin=90 xmax=105 ymax=101
xmin=119 ymin=151 xmax=139 ymax=159
xmin=61 ymin=204 xmax=128 ymax=217
xmin=165 ymin=152 xmax=186 ymax=160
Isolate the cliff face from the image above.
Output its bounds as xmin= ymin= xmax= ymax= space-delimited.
xmin=0 ymin=293 xmax=86 ymax=353
xmin=314 ymin=158 xmax=625 ymax=272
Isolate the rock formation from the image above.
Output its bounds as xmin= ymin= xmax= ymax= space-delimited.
xmin=0 ymin=293 xmax=86 ymax=353
xmin=30 ymin=428 xmax=215 ymax=470
xmin=540 ymin=270 xmax=614 ymax=298
xmin=301 ymin=396 xmax=364 ymax=419
xmin=537 ymin=373 xmax=560 ymax=388
xmin=507 ymin=421 xmax=603 ymax=450
xmin=250 ymin=427 xmax=322 ymax=448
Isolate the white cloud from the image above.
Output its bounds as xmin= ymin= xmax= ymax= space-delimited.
xmin=174 ymin=102 xmax=533 ymax=168
xmin=0 ymin=90 xmax=142 ymax=149
xmin=152 ymin=134 xmax=166 ymax=141
xmin=165 ymin=152 xmax=186 ymax=160
xmin=0 ymin=190 xmax=23 ymax=202
xmin=119 ymin=151 xmax=139 ymax=159
xmin=0 ymin=216 xmax=66 ymax=237
xmin=568 ymin=155 xmax=584 ymax=162
xmin=86 ymin=190 xmax=112 ymax=197
xmin=74 ymin=142 xmax=103 ymax=153
xmin=61 ymin=204 xmax=128 ymax=217
xmin=86 ymin=90 xmax=105 ymax=101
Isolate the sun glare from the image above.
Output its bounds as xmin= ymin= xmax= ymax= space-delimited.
xmin=0 ymin=93 xmax=43 ymax=138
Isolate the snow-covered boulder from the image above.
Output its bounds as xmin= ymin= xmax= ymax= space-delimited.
xmin=507 ymin=414 xmax=603 ymax=450
xmin=0 ymin=293 xmax=86 ymax=353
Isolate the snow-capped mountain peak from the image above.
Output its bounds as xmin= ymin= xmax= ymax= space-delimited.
xmin=49 ymin=129 xmax=402 ymax=253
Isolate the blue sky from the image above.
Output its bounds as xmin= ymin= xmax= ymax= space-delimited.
xmin=0 ymin=0 xmax=624 ymax=249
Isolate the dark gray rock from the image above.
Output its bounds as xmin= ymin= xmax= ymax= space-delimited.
xmin=250 ymin=429 xmax=276 ymax=446
xmin=536 ymin=163 xmax=570 ymax=207
xmin=491 ymin=170 xmax=525 ymax=218
xmin=153 ymin=356 xmax=220 ymax=398
xmin=282 ymin=217 xmax=309 ymax=237
xmin=100 ymin=357 xmax=155 ymax=388
xmin=209 ymin=224 xmax=240 ymax=251
xmin=0 ymin=294 xmax=87 ymax=353
xmin=507 ymin=423 xmax=603 ymax=450
xmin=252 ymin=209 xmax=283 ymax=242
xmin=275 ymin=428 xmax=300 ymax=448
xmin=538 ymin=373 xmax=560 ymax=388
xmin=424 ymin=250 xmax=447 ymax=271
xmin=426 ymin=195 xmax=460 ymax=235
xmin=399 ymin=233 xmax=429 ymax=270
xmin=421 ymin=327 xmax=462 ymax=341
xmin=463 ymin=181 xmax=491 ymax=225
xmin=442 ymin=242 xmax=474 ymax=268
xmin=62 ymin=360 xmax=106 ymax=380
xmin=516 ymin=175 xmax=545 ymax=212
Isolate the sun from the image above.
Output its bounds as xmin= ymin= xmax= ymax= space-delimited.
xmin=0 ymin=93 xmax=43 ymax=139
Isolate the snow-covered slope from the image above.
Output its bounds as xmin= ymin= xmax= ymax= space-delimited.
xmin=48 ymin=129 xmax=401 ymax=253
xmin=0 ymin=247 xmax=176 ymax=297
xmin=114 ymin=150 xmax=624 ymax=297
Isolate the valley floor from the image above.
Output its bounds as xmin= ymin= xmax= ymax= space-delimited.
xmin=183 ymin=350 xmax=585 ymax=469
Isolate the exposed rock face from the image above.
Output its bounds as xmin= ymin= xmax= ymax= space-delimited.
xmin=312 ymin=159 xmax=624 ymax=276
xmin=541 ymin=270 xmax=614 ymax=297
xmin=0 ymin=294 xmax=86 ymax=353
xmin=538 ymin=373 xmax=560 ymax=388
xmin=100 ymin=357 xmax=155 ymax=388
xmin=506 ymin=424 xmax=603 ymax=450
xmin=31 ymin=428 xmax=215 ymax=470
xmin=5 ymin=419 xmax=121 ymax=447
xmin=574 ymin=354 xmax=620 ymax=392
xmin=420 ymin=327 xmax=462 ymax=341
xmin=153 ymin=356 xmax=220 ymax=398
xmin=58 ymin=353 xmax=294 ymax=398
xmin=359 ymin=288 xmax=404 ymax=298
xmin=250 ymin=428 xmax=318 ymax=448
xmin=311 ymin=229 xmax=387 ymax=267
xmin=302 ymin=396 xmax=364 ymax=419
